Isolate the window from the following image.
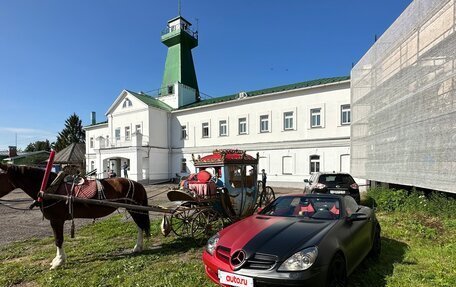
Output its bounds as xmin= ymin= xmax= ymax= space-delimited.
xmin=219 ymin=120 xmax=227 ymax=136
xmin=167 ymin=85 xmax=174 ymax=95
xmin=90 ymin=161 xmax=95 ymax=171
xmin=202 ymin=122 xmax=209 ymax=138
xmin=341 ymin=104 xmax=351 ymax=125
xmin=283 ymin=111 xmax=294 ymax=130
xmin=106 ymin=135 xmax=110 ymax=146
xmin=310 ymin=155 xmax=320 ymax=173
xmin=122 ymin=98 xmax=132 ymax=108
xmin=115 ymin=128 xmax=121 ymax=141
xmin=181 ymin=125 xmax=187 ymax=139
xmin=135 ymin=124 xmax=141 ymax=134
xmin=181 ymin=158 xmax=187 ymax=173
xmin=125 ymin=126 xmax=131 ymax=141
xmin=311 ymin=108 xmax=321 ymax=128
xmin=89 ymin=137 xmax=94 ymax=148
xmin=282 ymin=156 xmax=293 ymax=174
xmin=260 ymin=115 xmax=269 ymax=133
xmin=238 ymin=117 xmax=247 ymax=134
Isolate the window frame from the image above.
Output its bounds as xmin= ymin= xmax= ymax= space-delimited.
xmin=181 ymin=125 xmax=188 ymax=140
xmin=283 ymin=111 xmax=294 ymax=130
xmin=122 ymin=98 xmax=132 ymax=108
xmin=125 ymin=126 xmax=131 ymax=141
xmin=311 ymin=108 xmax=322 ymax=128
xmin=238 ymin=117 xmax=247 ymax=135
xmin=341 ymin=104 xmax=351 ymax=125
xmin=260 ymin=115 xmax=269 ymax=133
xmin=310 ymin=155 xmax=320 ymax=173
xmin=202 ymin=122 xmax=210 ymax=138
xmin=219 ymin=120 xmax=228 ymax=137
xmin=115 ymin=128 xmax=121 ymax=141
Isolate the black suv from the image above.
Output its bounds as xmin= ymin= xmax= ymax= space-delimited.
xmin=304 ymin=172 xmax=360 ymax=203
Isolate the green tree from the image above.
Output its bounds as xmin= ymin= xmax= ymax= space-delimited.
xmin=24 ymin=140 xmax=51 ymax=152
xmin=54 ymin=113 xmax=85 ymax=152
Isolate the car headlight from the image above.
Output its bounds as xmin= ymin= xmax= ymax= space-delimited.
xmin=278 ymin=247 xmax=318 ymax=271
xmin=205 ymin=233 xmax=220 ymax=255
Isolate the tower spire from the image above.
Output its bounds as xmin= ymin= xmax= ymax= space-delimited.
xmin=178 ymin=0 xmax=181 ymax=16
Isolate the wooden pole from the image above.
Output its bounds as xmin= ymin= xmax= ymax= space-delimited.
xmin=41 ymin=193 xmax=174 ymax=214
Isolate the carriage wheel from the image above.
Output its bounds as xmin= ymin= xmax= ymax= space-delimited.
xmin=170 ymin=202 xmax=197 ymax=237
xmin=258 ymin=186 xmax=275 ymax=208
xmin=191 ymin=209 xmax=224 ymax=246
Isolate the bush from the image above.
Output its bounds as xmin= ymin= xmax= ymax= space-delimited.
xmin=365 ymin=187 xmax=408 ymax=212
xmin=366 ymin=187 xmax=456 ymax=218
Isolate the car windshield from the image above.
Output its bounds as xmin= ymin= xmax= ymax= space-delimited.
xmin=260 ymin=196 xmax=341 ymax=220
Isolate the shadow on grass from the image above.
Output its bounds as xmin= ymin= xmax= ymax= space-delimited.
xmin=348 ymin=237 xmax=410 ymax=287
xmin=70 ymin=237 xmax=200 ymax=264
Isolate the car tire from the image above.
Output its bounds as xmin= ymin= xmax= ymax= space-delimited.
xmin=368 ymin=225 xmax=381 ymax=259
xmin=326 ymin=253 xmax=347 ymax=287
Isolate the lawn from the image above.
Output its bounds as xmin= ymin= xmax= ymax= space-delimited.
xmin=0 ymin=189 xmax=455 ymax=287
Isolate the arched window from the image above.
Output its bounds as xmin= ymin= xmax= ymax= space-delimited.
xmin=310 ymin=155 xmax=320 ymax=173
xmin=122 ymin=98 xmax=132 ymax=108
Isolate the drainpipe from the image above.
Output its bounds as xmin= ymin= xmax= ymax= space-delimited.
xmin=167 ymin=112 xmax=172 ymax=181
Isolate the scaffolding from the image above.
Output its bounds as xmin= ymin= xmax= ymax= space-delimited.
xmin=351 ymin=0 xmax=456 ymax=193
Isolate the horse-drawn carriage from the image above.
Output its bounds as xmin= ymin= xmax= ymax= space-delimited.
xmin=0 ymin=149 xmax=275 ymax=268
xmin=163 ymin=149 xmax=275 ymax=243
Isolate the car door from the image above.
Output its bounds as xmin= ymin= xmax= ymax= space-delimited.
xmin=341 ymin=197 xmax=373 ymax=273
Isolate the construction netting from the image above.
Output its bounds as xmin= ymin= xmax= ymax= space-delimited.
xmin=351 ymin=0 xmax=456 ymax=193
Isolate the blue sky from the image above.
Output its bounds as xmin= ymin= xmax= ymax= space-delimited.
xmin=0 ymin=0 xmax=412 ymax=150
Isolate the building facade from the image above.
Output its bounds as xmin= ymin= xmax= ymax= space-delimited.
xmin=85 ymin=15 xmax=353 ymax=187
xmin=351 ymin=0 xmax=456 ymax=193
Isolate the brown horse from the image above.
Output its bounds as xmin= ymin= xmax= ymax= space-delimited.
xmin=0 ymin=163 xmax=150 ymax=269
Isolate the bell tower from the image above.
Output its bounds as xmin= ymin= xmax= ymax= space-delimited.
xmin=159 ymin=11 xmax=199 ymax=108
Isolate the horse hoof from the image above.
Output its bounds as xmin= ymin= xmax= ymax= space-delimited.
xmin=133 ymin=245 xmax=143 ymax=253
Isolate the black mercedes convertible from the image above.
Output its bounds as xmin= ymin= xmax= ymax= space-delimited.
xmin=202 ymin=194 xmax=381 ymax=287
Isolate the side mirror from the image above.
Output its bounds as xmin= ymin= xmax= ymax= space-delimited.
xmin=346 ymin=213 xmax=368 ymax=223
xmin=256 ymin=207 xmax=264 ymax=213
xmin=304 ymin=179 xmax=309 ymax=183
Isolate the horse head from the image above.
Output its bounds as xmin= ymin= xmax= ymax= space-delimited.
xmin=0 ymin=163 xmax=53 ymax=200
xmin=0 ymin=164 xmax=16 ymax=198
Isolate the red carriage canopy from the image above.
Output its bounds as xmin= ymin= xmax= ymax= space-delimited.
xmin=192 ymin=149 xmax=258 ymax=167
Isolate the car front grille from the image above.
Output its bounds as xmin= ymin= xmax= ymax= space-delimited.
xmin=244 ymin=253 xmax=277 ymax=270
xmin=216 ymin=247 xmax=277 ymax=270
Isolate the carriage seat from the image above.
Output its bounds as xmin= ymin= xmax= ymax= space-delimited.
xmin=184 ymin=170 xmax=217 ymax=198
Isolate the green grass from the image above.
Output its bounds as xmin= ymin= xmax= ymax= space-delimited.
xmin=0 ymin=189 xmax=455 ymax=287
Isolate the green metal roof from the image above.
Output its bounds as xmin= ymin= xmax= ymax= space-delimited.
xmin=179 ymin=76 xmax=350 ymax=109
xmin=126 ymin=90 xmax=173 ymax=111
xmin=84 ymin=121 xmax=108 ymax=128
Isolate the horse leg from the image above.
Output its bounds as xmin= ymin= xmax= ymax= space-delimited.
xmin=128 ymin=210 xmax=150 ymax=253
xmin=133 ymin=227 xmax=144 ymax=253
xmin=50 ymin=219 xmax=66 ymax=269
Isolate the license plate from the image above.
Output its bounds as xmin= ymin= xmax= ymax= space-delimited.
xmin=219 ymin=270 xmax=254 ymax=287
xmin=329 ymin=190 xmax=346 ymax=194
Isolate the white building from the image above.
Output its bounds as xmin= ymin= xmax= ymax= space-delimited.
xmin=85 ymin=15 xmax=353 ymax=187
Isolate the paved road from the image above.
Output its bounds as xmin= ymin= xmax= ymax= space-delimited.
xmin=0 ymin=184 xmax=300 ymax=247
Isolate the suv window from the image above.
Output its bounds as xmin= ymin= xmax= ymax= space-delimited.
xmin=319 ymin=174 xmax=354 ymax=188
